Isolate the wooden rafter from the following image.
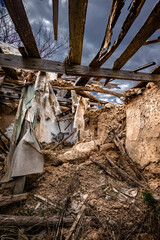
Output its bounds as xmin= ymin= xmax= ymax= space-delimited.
xmin=132 ymin=62 xmax=156 ymax=72
xmin=76 ymin=0 xmax=146 ymax=86
xmin=52 ymin=0 xmax=59 ymax=40
xmin=0 ymin=53 xmax=160 ymax=82
xmin=52 ymin=86 xmax=123 ymax=99
xmin=99 ymin=0 xmax=146 ymax=66
xmin=143 ymin=37 xmax=160 ymax=45
xmin=3 ymin=0 xmax=40 ymax=58
xmin=127 ymin=63 xmax=160 ymax=89
xmin=68 ymin=0 xmax=88 ymax=64
xmin=90 ymin=0 xmax=125 ymax=67
xmin=113 ymin=1 xmax=160 ymax=70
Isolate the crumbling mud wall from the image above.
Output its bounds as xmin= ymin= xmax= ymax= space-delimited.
xmin=126 ymin=82 xmax=160 ymax=173
xmin=84 ymin=103 xmax=126 ymax=144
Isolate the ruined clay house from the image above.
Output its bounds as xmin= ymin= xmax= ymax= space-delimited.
xmin=0 ymin=0 xmax=160 ymax=239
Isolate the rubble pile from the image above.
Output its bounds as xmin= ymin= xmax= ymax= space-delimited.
xmin=0 ymin=101 xmax=160 ymax=240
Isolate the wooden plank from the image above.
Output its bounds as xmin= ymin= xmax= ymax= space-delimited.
xmin=0 ymin=53 xmax=64 ymax=73
xmin=3 ymin=0 xmax=40 ymax=58
xmin=113 ymin=1 xmax=160 ymax=70
xmin=90 ymin=0 xmax=125 ymax=67
xmin=0 ymin=53 xmax=160 ymax=82
xmin=143 ymin=37 xmax=160 ymax=45
xmin=52 ymin=0 xmax=59 ymax=40
xmin=68 ymin=0 xmax=88 ymax=64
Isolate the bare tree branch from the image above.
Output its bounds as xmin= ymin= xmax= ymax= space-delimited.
xmin=0 ymin=6 xmax=68 ymax=59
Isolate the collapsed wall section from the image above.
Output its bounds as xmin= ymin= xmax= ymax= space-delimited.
xmin=84 ymin=103 xmax=126 ymax=143
xmin=125 ymin=82 xmax=160 ymax=173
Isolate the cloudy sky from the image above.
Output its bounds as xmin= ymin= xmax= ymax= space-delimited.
xmin=3 ymin=0 xmax=160 ymax=102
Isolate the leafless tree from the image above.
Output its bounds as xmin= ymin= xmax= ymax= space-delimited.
xmin=0 ymin=6 xmax=68 ymax=59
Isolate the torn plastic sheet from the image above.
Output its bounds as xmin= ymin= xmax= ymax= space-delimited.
xmin=11 ymin=85 xmax=34 ymax=144
xmin=11 ymin=126 xmax=44 ymax=178
xmin=32 ymin=71 xmax=61 ymax=143
xmin=1 ymin=120 xmax=44 ymax=183
xmin=73 ymin=96 xmax=89 ymax=141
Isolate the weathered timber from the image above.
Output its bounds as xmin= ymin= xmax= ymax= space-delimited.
xmin=52 ymin=86 xmax=123 ymax=98
xmin=132 ymin=62 xmax=156 ymax=72
xmin=113 ymin=1 xmax=160 ymax=69
xmin=143 ymin=37 xmax=160 ymax=45
xmin=0 ymin=215 xmax=73 ymax=227
xmin=76 ymin=91 xmax=99 ymax=102
xmin=52 ymin=0 xmax=59 ymax=40
xmin=3 ymin=0 xmax=40 ymax=58
xmin=76 ymin=0 xmax=146 ymax=86
xmin=90 ymin=0 xmax=125 ymax=67
xmin=0 ymin=193 xmax=28 ymax=207
xmin=0 ymin=54 xmax=160 ymax=82
xmin=68 ymin=0 xmax=88 ymax=64
xmin=98 ymin=0 xmax=146 ymax=66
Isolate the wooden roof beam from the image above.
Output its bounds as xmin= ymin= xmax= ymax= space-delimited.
xmin=52 ymin=0 xmax=59 ymax=41
xmin=3 ymin=0 xmax=40 ymax=58
xmin=76 ymin=0 xmax=146 ymax=86
xmin=68 ymin=0 xmax=88 ymax=64
xmin=98 ymin=0 xmax=146 ymax=67
xmin=90 ymin=0 xmax=125 ymax=67
xmin=52 ymin=85 xmax=123 ymax=99
xmin=113 ymin=1 xmax=160 ymax=70
xmin=0 ymin=53 xmax=160 ymax=83
xmin=125 ymin=63 xmax=160 ymax=89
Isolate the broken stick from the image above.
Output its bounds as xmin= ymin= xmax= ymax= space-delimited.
xmin=0 ymin=193 xmax=28 ymax=207
xmin=106 ymin=155 xmax=145 ymax=188
xmin=65 ymin=205 xmax=87 ymax=240
xmin=113 ymin=135 xmax=144 ymax=181
xmin=51 ymin=129 xmax=77 ymax=150
xmin=34 ymin=194 xmax=56 ymax=208
xmin=0 ymin=215 xmax=73 ymax=227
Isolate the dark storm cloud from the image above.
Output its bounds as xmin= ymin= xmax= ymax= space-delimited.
xmin=15 ymin=1 xmax=160 ymax=101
